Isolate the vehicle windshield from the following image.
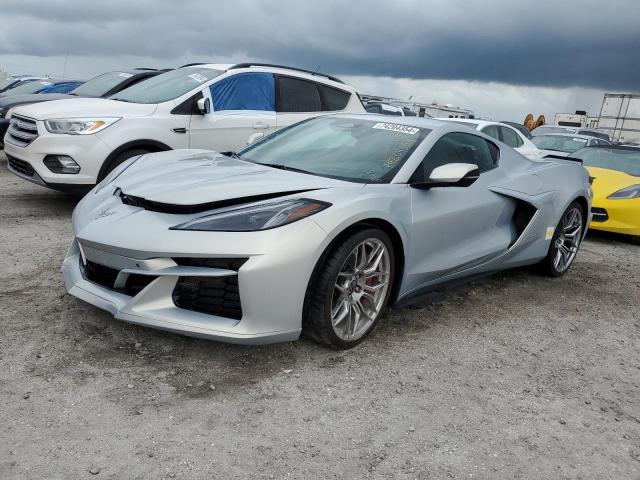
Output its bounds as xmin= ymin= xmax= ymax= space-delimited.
xmin=570 ymin=148 xmax=640 ymax=176
xmin=531 ymin=135 xmax=589 ymax=153
xmin=532 ymin=126 xmax=577 ymax=136
xmin=0 ymin=77 xmax=18 ymax=90
xmin=111 ymin=68 xmax=223 ymax=104
xmin=0 ymin=80 xmax=51 ymax=96
xmin=238 ymin=116 xmax=430 ymax=183
xmin=71 ymin=71 xmax=134 ymax=97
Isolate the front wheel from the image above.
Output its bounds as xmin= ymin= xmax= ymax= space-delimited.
xmin=538 ymin=201 xmax=584 ymax=277
xmin=303 ymin=228 xmax=395 ymax=349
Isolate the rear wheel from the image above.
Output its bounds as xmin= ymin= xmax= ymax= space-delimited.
xmin=538 ymin=202 xmax=584 ymax=276
xmin=303 ymin=228 xmax=395 ymax=348
xmin=98 ymin=149 xmax=149 ymax=182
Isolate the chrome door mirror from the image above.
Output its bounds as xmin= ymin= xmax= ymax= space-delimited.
xmin=196 ymin=97 xmax=211 ymax=115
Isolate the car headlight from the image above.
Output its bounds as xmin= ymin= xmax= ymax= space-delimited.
xmin=94 ymin=155 xmax=142 ymax=194
xmin=607 ymin=184 xmax=640 ymax=200
xmin=44 ymin=117 xmax=120 ymax=135
xmin=172 ymin=199 xmax=330 ymax=232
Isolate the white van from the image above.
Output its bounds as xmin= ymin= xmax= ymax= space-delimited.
xmin=4 ymin=63 xmax=365 ymax=192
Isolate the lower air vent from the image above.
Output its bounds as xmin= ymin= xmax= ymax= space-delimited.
xmin=591 ymin=207 xmax=608 ymax=222
xmin=81 ymin=259 xmax=158 ymax=296
xmin=171 ymin=257 xmax=247 ymax=320
xmin=6 ymin=155 xmax=36 ymax=178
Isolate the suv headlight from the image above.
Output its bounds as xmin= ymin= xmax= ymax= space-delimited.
xmin=44 ymin=117 xmax=120 ymax=135
xmin=608 ymin=184 xmax=640 ymax=200
xmin=172 ymin=199 xmax=330 ymax=232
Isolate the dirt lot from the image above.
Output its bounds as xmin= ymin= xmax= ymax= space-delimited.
xmin=0 ymin=152 xmax=639 ymax=480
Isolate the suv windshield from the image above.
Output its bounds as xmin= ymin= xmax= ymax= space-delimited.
xmin=239 ymin=116 xmax=430 ymax=183
xmin=570 ymin=147 xmax=640 ymax=176
xmin=71 ymin=71 xmax=134 ymax=97
xmin=531 ymin=135 xmax=589 ymax=153
xmin=111 ymin=68 xmax=223 ymax=104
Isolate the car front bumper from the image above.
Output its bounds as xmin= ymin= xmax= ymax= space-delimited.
xmin=589 ymin=199 xmax=640 ymax=236
xmin=4 ymin=124 xmax=113 ymax=188
xmin=62 ymin=214 xmax=330 ymax=344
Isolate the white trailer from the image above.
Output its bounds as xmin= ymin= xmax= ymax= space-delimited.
xmin=597 ymin=93 xmax=640 ymax=144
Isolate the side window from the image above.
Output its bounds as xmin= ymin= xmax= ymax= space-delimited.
xmin=277 ymin=76 xmax=321 ymax=112
xmin=499 ymin=126 xmax=521 ymax=148
xmin=317 ymin=84 xmax=350 ymax=111
xmin=412 ymin=132 xmax=497 ymax=182
xmin=481 ymin=125 xmax=500 ymax=141
xmin=210 ymin=73 xmax=275 ymax=112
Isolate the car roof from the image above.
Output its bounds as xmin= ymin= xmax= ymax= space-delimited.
xmin=582 ymin=144 xmax=640 ymax=151
xmin=532 ymin=133 xmax=595 ymax=140
xmin=180 ymin=63 xmax=351 ymax=91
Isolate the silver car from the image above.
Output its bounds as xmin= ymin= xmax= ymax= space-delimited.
xmin=63 ymin=114 xmax=592 ymax=348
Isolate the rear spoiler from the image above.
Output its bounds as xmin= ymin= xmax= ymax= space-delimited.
xmin=543 ymin=154 xmax=583 ymax=164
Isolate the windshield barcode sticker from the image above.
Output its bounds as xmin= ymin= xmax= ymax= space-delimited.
xmin=188 ymin=73 xmax=208 ymax=83
xmin=372 ymin=123 xmax=420 ymax=135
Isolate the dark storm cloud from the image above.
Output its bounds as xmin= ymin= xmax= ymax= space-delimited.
xmin=0 ymin=0 xmax=638 ymax=89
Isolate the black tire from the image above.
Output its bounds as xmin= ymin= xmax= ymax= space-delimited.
xmin=302 ymin=228 xmax=395 ymax=349
xmin=98 ymin=149 xmax=149 ymax=182
xmin=538 ymin=201 xmax=584 ymax=277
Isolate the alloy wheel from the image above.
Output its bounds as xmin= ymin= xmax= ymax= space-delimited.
xmin=553 ymin=206 xmax=583 ymax=273
xmin=330 ymin=238 xmax=391 ymax=341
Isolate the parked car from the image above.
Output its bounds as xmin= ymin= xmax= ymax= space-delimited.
xmin=568 ymin=145 xmax=640 ymax=242
xmin=5 ymin=63 xmax=365 ymax=193
xmin=0 ymin=69 xmax=166 ymax=148
xmin=500 ymin=121 xmax=532 ymax=139
xmin=438 ymin=118 xmax=540 ymax=158
xmin=63 ymin=115 xmax=591 ymax=348
xmin=532 ymin=125 xmax=611 ymax=142
xmin=530 ymin=133 xmax=610 ymax=158
xmin=365 ymin=102 xmax=418 ymax=116
xmin=0 ymin=76 xmax=47 ymax=94
xmin=0 ymin=79 xmax=83 ymax=98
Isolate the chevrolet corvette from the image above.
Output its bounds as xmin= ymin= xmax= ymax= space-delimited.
xmin=63 ymin=115 xmax=592 ymax=348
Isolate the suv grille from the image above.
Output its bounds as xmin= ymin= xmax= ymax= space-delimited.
xmin=591 ymin=207 xmax=608 ymax=222
xmin=81 ymin=259 xmax=158 ymax=297
xmin=172 ymin=258 xmax=247 ymax=320
xmin=6 ymin=115 xmax=39 ymax=147
xmin=6 ymin=154 xmax=36 ymax=178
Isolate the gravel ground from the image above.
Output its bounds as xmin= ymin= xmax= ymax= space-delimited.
xmin=1 ymin=152 xmax=639 ymax=480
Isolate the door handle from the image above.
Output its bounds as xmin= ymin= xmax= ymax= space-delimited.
xmin=253 ymin=122 xmax=269 ymax=129
xmin=172 ymin=127 xmax=187 ymax=134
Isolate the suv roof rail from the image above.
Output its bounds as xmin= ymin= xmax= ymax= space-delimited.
xmin=179 ymin=62 xmax=207 ymax=68
xmin=228 ymin=63 xmax=344 ymax=84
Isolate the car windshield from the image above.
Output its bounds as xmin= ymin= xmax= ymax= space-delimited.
xmin=111 ymin=68 xmax=223 ymax=104
xmin=531 ymin=135 xmax=589 ymax=153
xmin=71 ymin=71 xmax=134 ymax=97
xmin=0 ymin=80 xmax=51 ymax=96
xmin=238 ymin=116 xmax=430 ymax=183
xmin=532 ymin=126 xmax=577 ymax=136
xmin=0 ymin=77 xmax=18 ymax=90
xmin=570 ymin=148 xmax=640 ymax=176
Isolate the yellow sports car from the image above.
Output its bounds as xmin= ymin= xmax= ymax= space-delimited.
xmin=569 ymin=145 xmax=640 ymax=242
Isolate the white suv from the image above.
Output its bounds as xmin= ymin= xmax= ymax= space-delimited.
xmin=4 ymin=63 xmax=365 ymax=192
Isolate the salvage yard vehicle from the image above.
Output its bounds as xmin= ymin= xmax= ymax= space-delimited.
xmin=0 ymin=79 xmax=84 ymax=98
xmin=0 ymin=75 xmax=47 ymax=94
xmin=365 ymin=102 xmax=418 ymax=116
xmin=4 ymin=63 xmax=364 ymax=193
xmin=63 ymin=115 xmax=591 ymax=348
xmin=437 ymin=118 xmax=540 ymax=158
xmin=531 ymin=133 xmax=610 ymax=158
xmin=532 ymin=125 xmax=611 ymax=142
xmin=569 ymin=145 xmax=640 ymax=242
xmin=0 ymin=69 xmax=167 ymax=148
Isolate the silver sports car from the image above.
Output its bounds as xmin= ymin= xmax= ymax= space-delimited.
xmin=63 ymin=114 xmax=592 ymax=348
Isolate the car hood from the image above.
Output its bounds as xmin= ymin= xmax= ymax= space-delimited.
xmin=0 ymin=93 xmax=73 ymax=109
xmin=114 ymin=149 xmax=354 ymax=207
xmin=586 ymin=166 xmax=638 ymax=199
xmin=12 ymin=97 xmax=157 ymax=120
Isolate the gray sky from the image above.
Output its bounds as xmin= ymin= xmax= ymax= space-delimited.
xmin=1 ymin=0 xmax=638 ymax=121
